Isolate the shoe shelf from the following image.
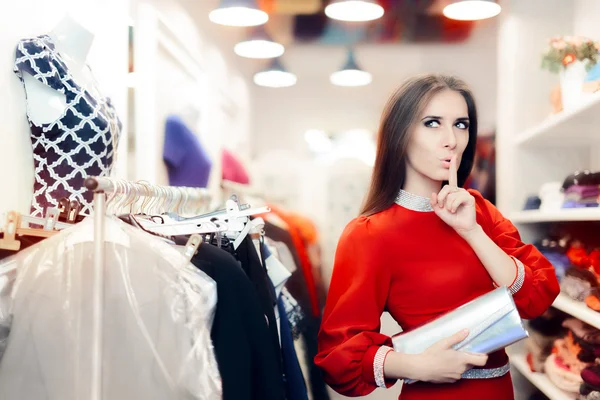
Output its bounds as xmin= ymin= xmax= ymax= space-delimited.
xmin=510 ymin=209 xmax=600 ymax=223
xmin=551 ymin=293 xmax=600 ymax=330
xmin=509 ymin=352 xmax=576 ymax=400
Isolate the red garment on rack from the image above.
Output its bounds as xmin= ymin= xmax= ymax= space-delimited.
xmin=266 ymin=204 xmax=321 ymax=317
xmin=315 ymin=190 xmax=560 ymax=399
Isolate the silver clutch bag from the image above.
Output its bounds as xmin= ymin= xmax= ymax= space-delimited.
xmin=391 ymin=286 xmax=528 ymax=356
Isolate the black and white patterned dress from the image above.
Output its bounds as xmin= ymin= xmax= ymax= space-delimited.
xmin=14 ymin=35 xmax=121 ymax=217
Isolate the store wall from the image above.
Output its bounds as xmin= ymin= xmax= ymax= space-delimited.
xmin=250 ymin=19 xmax=498 ymax=159
xmin=129 ymin=0 xmax=252 ymax=202
xmin=0 ymin=0 xmax=129 ymax=214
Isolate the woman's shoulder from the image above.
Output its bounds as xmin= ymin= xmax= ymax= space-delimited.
xmin=340 ymin=206 xmax=401 ymax=242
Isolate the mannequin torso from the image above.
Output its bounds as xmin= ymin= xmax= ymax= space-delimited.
xmin=22 ymin=15 xmax=95 ymax=126
xmin=13 ymin=14 xmax=122 ymax=217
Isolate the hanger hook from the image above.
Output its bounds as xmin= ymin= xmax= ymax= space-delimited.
xmin=136 ymin=181 xmax=152 ymax=214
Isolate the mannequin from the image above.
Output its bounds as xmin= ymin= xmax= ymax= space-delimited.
xmin=13 ymin=13 xmax=122 ymax=217
xmin=21 ymin=14 xmax=96 ymax=126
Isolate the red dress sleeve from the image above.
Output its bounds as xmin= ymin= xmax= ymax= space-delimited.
xmin=470 ymin=190 xmax=560 ymax=319
xmin=314 ymin=216 xmax=396 ymax=397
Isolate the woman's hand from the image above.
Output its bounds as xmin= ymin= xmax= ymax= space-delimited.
xmin=430 ymin=156 xmax=477 ymax=236
xmin=383 ymin=329 xmax=488 ymax=384
xmin=413 ymin=329 xmax=488 ymax=384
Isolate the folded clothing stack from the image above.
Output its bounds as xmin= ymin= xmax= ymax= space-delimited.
xmin=545 ymin=318 xmax=600 ymax=395
xmin=523 ymin=171 xmax=600 ymax=211
xmin=581 ymin=366 xmax=600 ymax=399
xmin=546 ymin=352 xmax=584 ymax=393
xmin=562 ymin=171 xmax=600 ymax=209
xmin=562 ymin=267 xmax=598 ymax=302
xmin=525 ymin=309 xmax=568 ymax=372
xmin=551 ymin=318 xmax=600 ymax=399
xmin=560 ymin=243 xmax=600 ymax=306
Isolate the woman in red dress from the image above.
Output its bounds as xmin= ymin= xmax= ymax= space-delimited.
xmin=314 ymin=74 xmax=560 ymax=399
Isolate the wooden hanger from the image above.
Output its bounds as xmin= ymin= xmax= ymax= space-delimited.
xmin=0 ymin=210 xmax=60 ymax=251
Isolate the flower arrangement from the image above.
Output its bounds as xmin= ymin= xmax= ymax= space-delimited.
xmin=541 ymin=36 xmax=600 ymax=73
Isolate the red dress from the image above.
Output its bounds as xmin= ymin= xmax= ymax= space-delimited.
xmin=315 ymin=189 xmax=560 ymax=399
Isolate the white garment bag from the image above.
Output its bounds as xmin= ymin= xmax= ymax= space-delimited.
xmin=0 ymin=217 xmax=221 ymax=400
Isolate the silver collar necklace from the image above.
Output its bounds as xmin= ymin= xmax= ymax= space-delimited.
xmin=394 ymin=189 xmax=434 ymax=212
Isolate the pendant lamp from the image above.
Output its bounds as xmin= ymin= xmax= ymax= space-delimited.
xmin=330 ymin=48 xmax=372 ymax=87
xmin=324 ymin=0 xmax=384 ymax=22
xmin=209 ymin=0 xmax=269 ymax=27
xmin=443 ymin=0 xmax=501 ymax=21
xmin=234 ymin=27 xmax=284 ymax=59
xmin=253 ymin=58 xmax=297 ymax=88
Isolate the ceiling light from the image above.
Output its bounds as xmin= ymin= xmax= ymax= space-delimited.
xmin=330 ymin=49 xmax=372 ymax=87
xmin=209 ymin=0 xmax=268 ymax=27
xmin=443 ymin=0 xmax=501 ymax=21
xmin=253 ymin=58 xmax=297 ymax=88
xmin=234 ymin=27 xmax=284 ymax=59
xmin=325 ymin=0 xmax=384 ymax=22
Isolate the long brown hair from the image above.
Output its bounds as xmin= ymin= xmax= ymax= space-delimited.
xmin=360 ymin=74 xmax=478 ymax=216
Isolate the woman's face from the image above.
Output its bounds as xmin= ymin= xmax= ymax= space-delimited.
xmin=405 ymin=89 xmax=470 ymax=185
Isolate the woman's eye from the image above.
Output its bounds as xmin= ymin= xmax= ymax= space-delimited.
xmin=424 ymin=120 xmax=440 ymax=128
xmin=455 ymin=121 xmax=469 ymax=130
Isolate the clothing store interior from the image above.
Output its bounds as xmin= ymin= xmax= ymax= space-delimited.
xmin=2 ymin=0 xmax=600 ymax=399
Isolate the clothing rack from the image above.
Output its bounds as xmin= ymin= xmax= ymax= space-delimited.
xmin=83 ymin=176 xmax=211 ymax=400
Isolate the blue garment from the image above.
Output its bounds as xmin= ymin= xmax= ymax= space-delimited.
xmin=541 ymin=250 xmax=570 ymax=282
xmin=278 ymin=296 xmax=308 ymax=400
xmin=163 ymin=115 xmax=212 ymax=188
xmin=523 ymin=196 xmax=541 ymax=210
xmin=14 ymin=35 xmax=122 ymax=217
xmin=562 ymin=200 xmax=599 ymax=208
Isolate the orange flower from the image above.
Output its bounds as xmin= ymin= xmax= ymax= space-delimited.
xmin=563 ymin=54 xmax=576 ymax=66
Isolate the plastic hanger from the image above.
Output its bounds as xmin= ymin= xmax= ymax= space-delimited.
xmin=141 ymin=198 xmax=270 ymax=250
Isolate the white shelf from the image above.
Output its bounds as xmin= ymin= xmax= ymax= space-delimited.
xmin=514 ymin=92 xmax=600 ymax=147
xmin=511 ymin=209 xmax=600 ymax=223
xmin=510 ymin=352 xmax=576 ymax=400
xmin=552 ymin=293 xmax=600 ymax=330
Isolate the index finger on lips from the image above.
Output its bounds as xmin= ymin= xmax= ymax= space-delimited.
xmin=449 ymin=155 xmax=458 ymax=188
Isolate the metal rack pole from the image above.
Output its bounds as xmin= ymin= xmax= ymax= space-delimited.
xmin=85 ymin=178 xmax=107 ymax=400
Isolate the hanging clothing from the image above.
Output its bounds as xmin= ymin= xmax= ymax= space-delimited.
xmin=0 ymin=217 xmax=221 ymax=400
xmin=316 ymin=189 xmax=560 ymax=400
xmin=222 ymin=149 xmax=250 ymax=184
xmin=264 ymin=221 xmax=331 ymax=400
xmin=260 ymin=241 xmax=292 ymax=301
xmin=265 ymin=206 xmax=321 ymax=318
xmin=14 ymin=35 xmax=122 ymax=217
xmin=278 ymin=296 xmax=309 ymax=400
xmin=163 ymin=115 xmax=212 ymax=188
xmin=191 ymin=242 xmax=285 ymax=400
xmin=235 ymin=236 xmax=281 ymax=359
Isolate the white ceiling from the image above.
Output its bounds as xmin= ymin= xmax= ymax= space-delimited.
xmin=177 ymin=0 xmax=499 ymax=156
xmin=180 ymin=0 xmax=499 ymax=80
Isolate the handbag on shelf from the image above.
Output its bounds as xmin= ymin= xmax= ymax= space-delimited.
xmin=391 ymin=286 xmax=528 ymax=382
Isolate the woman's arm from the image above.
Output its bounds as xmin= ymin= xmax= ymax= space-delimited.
xmin=454 ymin=189 xmax=560 ymax=319
xmin=315 ymin=217 xmax=396 ymax=396
xmin=431 ymin=160 xmax=559 ymax=319
xmin=458 ymin=224 xmax=519 ymax=288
